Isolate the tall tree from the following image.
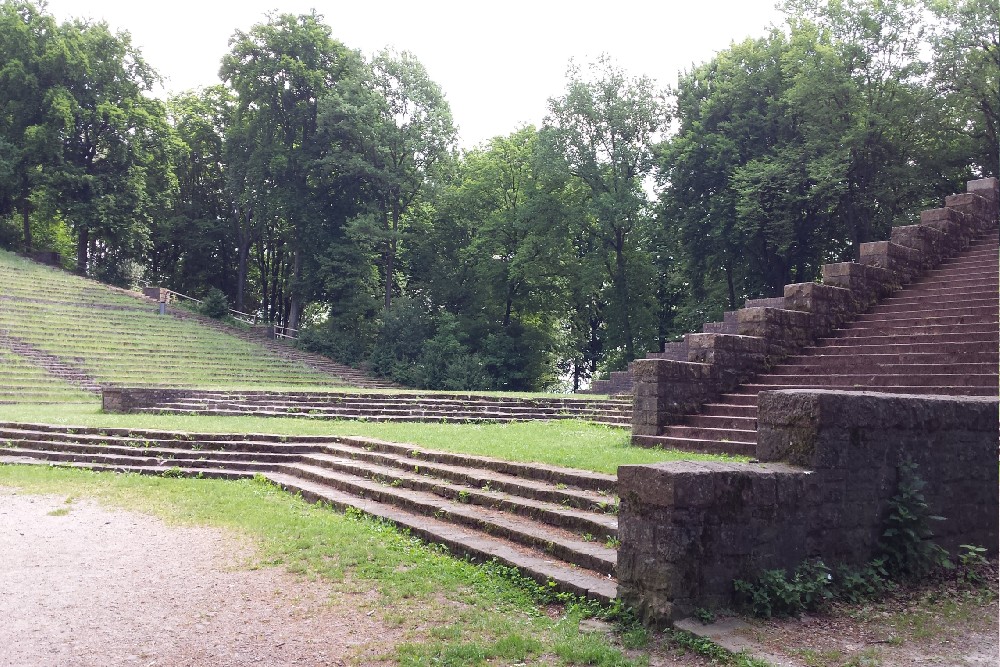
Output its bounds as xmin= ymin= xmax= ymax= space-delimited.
xmin=318 ymin=49 xmax=456 ymax=311
xmin=543 ymin=56 xmax=668 ymax=365
xmin=0 ymin=1 xmax=69 ymax=251
xmin=925 ymin=0 xmax=999 ymax=176
xmin=52 ymin=17 xmax=175 ymax=279
xmin=220 ymin=11 xmax=349 ymax=329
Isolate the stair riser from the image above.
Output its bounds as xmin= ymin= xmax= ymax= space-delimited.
xmin=684 ymin=415 xmax=757 ymax=430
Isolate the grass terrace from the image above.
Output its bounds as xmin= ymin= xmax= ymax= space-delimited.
xmin=0 ymin=345 xmax=94 ymax=404
xmin=0 ymin=250 xmax=344 ymax=391
xmin=0 ymin=402 xmax=745 ymax=474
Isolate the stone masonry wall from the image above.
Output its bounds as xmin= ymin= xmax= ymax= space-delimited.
xmin=631 ymin=177 xmax=999 ymax=437
xmin=617 ymin=390 xmax=999 ymax=625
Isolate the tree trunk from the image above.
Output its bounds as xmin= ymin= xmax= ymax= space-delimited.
xmin=614 ymin=235 xmax=634 ymax=361
xmin=76 ymin=228 xmax=89 ymax=275
xmin=383 ymin=208 xmax=397 ymax=310
xmin=287 ymin=248 xmax=303 ymax=333
xmin=20 ymin=174 xmax=31 ymax=252
xmin=235 ymin=206 xmax=252 ymax=312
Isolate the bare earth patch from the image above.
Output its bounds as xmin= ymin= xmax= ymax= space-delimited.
xmin=728 ymin=573 xmax=999 ymax=667
xmin=0 ymin=490 xmax=398 ymax=666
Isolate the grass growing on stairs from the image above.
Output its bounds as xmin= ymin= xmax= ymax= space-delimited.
xmin=0 ymin=403 xmax=747 ymax=473
xmin=0 ymin=465 xmax=648 ymax=666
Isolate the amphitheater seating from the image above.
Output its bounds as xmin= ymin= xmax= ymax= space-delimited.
xmin=112 ymin=389 xmax=633 ymax=427
xmin=0 ymin=422 xmax=618 ymax=601
xmin=0 ymin=250 xmax=390 ymax=396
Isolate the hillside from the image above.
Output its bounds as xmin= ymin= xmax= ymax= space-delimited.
xmin=0 ymin=251 xmax=385 ymax=403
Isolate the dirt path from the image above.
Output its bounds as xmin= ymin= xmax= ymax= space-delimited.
xmin=0 ymin=491 xmax=395 ymax=667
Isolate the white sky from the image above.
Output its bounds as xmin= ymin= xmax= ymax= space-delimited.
xmin=44 ymin=1 xmax=784 ymax=148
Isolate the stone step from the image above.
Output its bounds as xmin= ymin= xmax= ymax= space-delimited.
xmin=684 ymin=414 xmax=757 ymax=430
xmin=874 ymin=296 xmax=997 ymax=313
xmin=813 ymin=334 xmax=997 ymax=351
xmin=768 ymin=362 xmax=994 ymax=377
xmin=852 ymin=307 xmax=997 ymax=325
xmin=658 ymin=424 xmax=757 ymax=443
xmin=700 ymin=403 xmax=757 ymax=418
xmin=0 ymin=423 xmax=617 ymax=492
xmin=139 ymin=406 xmax=631 ymax=427
xmin=630 ymin=435 xmax=754 ymax=457
xmin=736 ymin=383 xmax=996 ymax=396
xmin=880 ymin=286 xmax=997 ymax=303
xmin=781 ymin=350 xmax=998 ymax=365
xmin=750 ymin=373 xmax=997 ymax=388
xmin=265 ymin=472 xmax=617 ymax=602
xmin=831 ymin=322 xmax=998 ymax=339
xmin=277 ymin=462 xmax=617 ymax=572
xmin=163 ymin=399 xmax=630 ymax=417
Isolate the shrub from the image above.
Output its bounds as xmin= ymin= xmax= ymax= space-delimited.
xmin=200 ymin=288 xmax=229 ymax=319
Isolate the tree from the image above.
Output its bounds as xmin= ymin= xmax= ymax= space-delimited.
xmin=0 ymin=1 xmax=71 ymax=251
xmin=148 ymin=86 xmax=234 ymax=296
xmin=220 ymin=11 xmax=351 ymax=329
xmin=50 ymin=19 xmax=175 ymax=279
xmin=543 ymin=56 xmax=668 ymax=365
xmin=318 ymin=48 xmax=456 ymax=311
xmin=925 ymin=0 xmax=999 ymax=176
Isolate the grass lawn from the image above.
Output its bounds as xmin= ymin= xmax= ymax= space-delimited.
xmin=0 ymin=403 xmax=745 ymax=474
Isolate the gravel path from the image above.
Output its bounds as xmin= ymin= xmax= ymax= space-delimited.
xmin=0 ymin=491 xmax=395 ymax=666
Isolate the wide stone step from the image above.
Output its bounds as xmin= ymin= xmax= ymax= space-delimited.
xmin=736 ymin=383 xmax=996 ymax=396
xmin=278 ymin=462 xmax=616 ymax=572
xmin=853 ymin=307 xmax=997 ymax=324
xmin=813 ymin=334 xmax=997 ymax=351
xmin=265 ymin=472 xmax=617 ymax=602
xmin=832 ymin=322 xmax=998 ymax=339
xmin=299 ymin=452 xmax=617 ymax=538
xmin=684 ymin=414 xmax=757 ymax=430
xmin=768 ymin=362 xmax=994 ymax=376
xmin=0 ymin=423 xmax=617 ymax=492
xmin=139 ymin=406 xmax=630 ymax=427
xmin=874 ymin=296 xmax=997 ymax=313
xmin=781 ymin=350 xmax=998 ymax=365
xmin=656 ymin=425 xmax=756 ymax=444
xmin=700 ymin=403 xmax=757 ymax=418
xmin=880 ymin=286 xmax=997 ymax=303
xmin=751 ymin=373 xmax=997 ymax=388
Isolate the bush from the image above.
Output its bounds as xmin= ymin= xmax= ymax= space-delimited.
xmin=200 ymin=288 xmax=229 ymax=319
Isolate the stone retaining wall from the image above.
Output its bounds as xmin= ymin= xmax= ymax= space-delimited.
xmin=617 ymin=390 xmax=999 ymax=625
xmin=631 ymin=177 xmax=1000 ymax=438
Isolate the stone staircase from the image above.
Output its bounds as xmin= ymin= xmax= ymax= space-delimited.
xmin=0 ymin=422 xmax=618 ymax=601
xmin=105 ymin=389 xmax=634 ymax=427
xmin=633 ymin=226 xmax=999 ymax=456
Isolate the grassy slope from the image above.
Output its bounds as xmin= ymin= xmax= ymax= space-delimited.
xmin=0 ymin=403 xmax=744 ymax=474
xmin=0 ymin=249 xmax=340 ymax=390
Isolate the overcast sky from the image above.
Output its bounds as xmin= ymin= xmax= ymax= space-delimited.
xmin=44 ymin=1 xmax=785 ymax=148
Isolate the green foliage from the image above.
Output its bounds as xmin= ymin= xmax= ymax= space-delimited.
xmin=734 ymin=560 xmax=833 ymax=618
xmin=880 ymin=459 xmax=952 ymax=578
xmin=200 ymin=288 xmax=229 ymax=320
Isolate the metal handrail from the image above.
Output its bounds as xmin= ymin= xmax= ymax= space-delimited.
xmin=163 ymin=288 xmax=258 ymax=326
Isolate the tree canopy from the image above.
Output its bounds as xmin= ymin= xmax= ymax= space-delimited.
xmin=0 ymin=0 xmax=992 ymax=390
